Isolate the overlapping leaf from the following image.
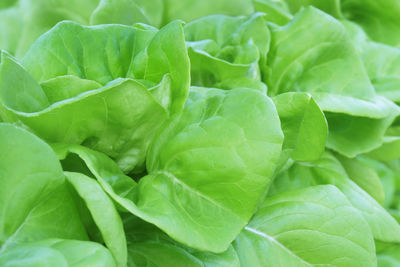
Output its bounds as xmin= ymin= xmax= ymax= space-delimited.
xmin=0 ymin=20 xmax=190 ymax=173
xmin=265 ymin=7 xmax=400 ymax=157
xmin=234 ymin=185 xmax=376 ymax=267
xmin=53 ymin=86 xmax=283 ymax=253
xmin=184 ymin=13 xmax=269 ymax=90
xmin=0 ymin=124 xmax=87 ymax=253
xmin=270 ymin=152 xmax=400 ymax=243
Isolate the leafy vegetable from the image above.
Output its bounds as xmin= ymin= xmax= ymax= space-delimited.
xmin=336 ymin=154 xmax=385 ymax=204
xmin=272 ymin=92 xmax=328 ymax=164
xmin=65 ymin=172 xmax=127 ymax=267
xmin=90 ymin=0 xmax=164 ymax=27
xmin=362 ymin=42 xmax=400 ymax=103
xmin=0 ymin=0 xmax=99 ymax=57
xmin=1 ymin=0 xmax=400 ymax=266
xmin=377 ymin=242 xmax=400 ymax=267
xmin=123 ymin=215 xmax=240 ymax=267
xmin=162 ymin=0 xmax=254 ymax=25
xmin=271 ymin=153 xmax=400 ymax=243
xmin=0 ymin=20 xmax=190 ymax=173
xmin=341 ymin=0 xmax=400 ymax=47
xmin=234 ymin=185 xmax=376 ymax=267
xmin=265 ymin=7 xmax=400 ymax=157
xmin=53 ymin=85 xmax=283 ymax=253
xmin=0 ymin=124 xmax=88 ymax=253
xmin=0 ymin=239 xmax=116 ymax=267
xmin=184 ymin=13 xmax=269 ymax=90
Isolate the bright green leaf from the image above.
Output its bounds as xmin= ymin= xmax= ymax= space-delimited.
xmin=184 ymin=13 xmax=269 ymax=90
xmin=65 ymin=172 xmax=127 ymax=267
xmin=53 ymin=86 xmax=283 ymax=253
xmin=336 ymin=154 xmax=385 ymax=204
xmin=272 ymin=92 xmax=327 ymax=164
xmin=0 ymin=20 xmax=190 ymax=173
xmin=0 ymin=239 xmax=116 ymax=267
xmin=341 ymin=0 xmax=400 ymax=47
xmin=234 ymin=185 xmax=376 ymax=267
xmin=266 ymin=7 xmax=400 ymax=157
xmin=271 ymin=152 xmax=400 ymax=243
xmin=162 ymin=0 xmax=254 ymax=25
xmin=123 ymin=216 xmax=240 ymax=267
xmin=0 ymin=123 xmax=87 ymax=253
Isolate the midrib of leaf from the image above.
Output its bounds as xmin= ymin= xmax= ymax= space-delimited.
xmin=244 ymin=226 xmax=312 ymax=266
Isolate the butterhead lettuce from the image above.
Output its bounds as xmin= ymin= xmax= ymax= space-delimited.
xmin=0 ymin=1 xmax=400 ymax=266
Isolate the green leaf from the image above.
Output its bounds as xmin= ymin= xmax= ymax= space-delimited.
xmin=21 ymin=20 xmax=189 ymax=114
xmin=265 ymin=7 xmax=400 ymax=157
xmin=0 ymin=51 xmax=49 ymax=113
xmin=65 ymin=172 xmax=127 ymax=267
xmin=253 ymin=0 xmax=292 ymax=25
xmin=285 ymin=0 xmax=342 ymax=18
xmin=162 ymin=0 xmax=254 ymax=25
xmin=0 ymin=7 xmax=22 ymax=56
xmin=90 ymin=0 xmax=163 ymax=27
xmin=0 ymin=239 xmax=116 ymax=267
xmin=367 ymin=135 xmax=400 ymax=162
xmin=123 ymin=216 xmax=240 ymax=267
xmin=284 ymin=0 xmax=343 ymax=18
xmin=340 ymin=20 xmax=369 ymax=53
xmin=0 ymin=0 xmax=17 ymax=9
xmin=324 ymin=101 xmax=399 ymax=157
xmin=184 ymin=13 xmax=269 ymax=90
xmin=336 ymin=154 xmax=385 ymax=204
xmin=53 ymin=86 xmax=283 ymax=252
xmin=266 ymin=7 xmax=372 ymax=98
xmin=341 ymin=0 xmax=400 ymax=47
xmin=270 ymin=152 xmax=400 ymax=243
xmin=356 ymin=157 xmax=400 ymax=209
xmin=376 ymin=242 xmax=400 ymax=267
xmin=0 ymin=20 xmax=190 ymax=173
xmin=40 ymin=75 xmax=102 ymax=104
xmin=128 ymin=243 xmax=203 ymax=267
xmin=272 ymin=92 xmax=327 ymax=163
xmin=0 ymin=0 xmax=99 ymax=58
xmin=144 ymin=87 xmax=283 ymax=251
xmin=0 ymin=123 xmax=87 ymax=253
xmin=362 ymin=42 xmax=400 ymax=103
xmin=234 ymin=185 xmax=376 ymax=267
